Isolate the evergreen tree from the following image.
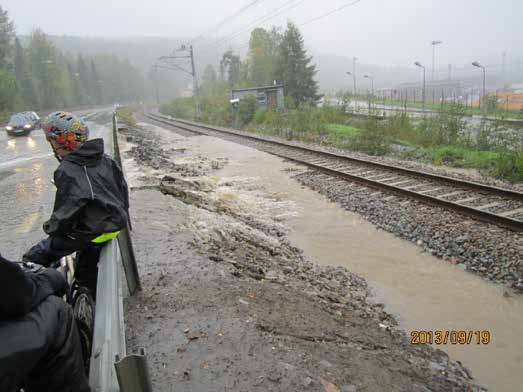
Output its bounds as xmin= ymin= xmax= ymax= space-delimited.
xmin=0 ymin=69 xmax=17 ymax=110
xmin=90 ymin=60 xmax=103 ymax=104
xmin=0 ymin=10 xmax=145 ymax=112
xmin=14 ymin=37 xmax=35 ymax=107
xmin=202 ymin=64 xmax=217 ymax=83
xmin=27 ymin=29 xmax=64 ymax=109
xmin=0 ymin=6 xmax=14 ymax=70
xmin=274 ymin=22 xmax=320 ymax=106
xmin=68 ymin=62 xmax=82 ymax=106
xmin=76 ymin=55 xmax=90 ymax=104
xmin=220 ymin=50 xmax=241 ymax=87
xmin=247 ymin=27 xmax=281 ymax=86
xmin=200 ymin=64 xmax=228 ymax=96
xmin=13 ymin=38 xmax=24 ymax=81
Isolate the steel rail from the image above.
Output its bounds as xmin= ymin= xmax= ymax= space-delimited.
xmin=148 ymin=113 xmax=522 ymax=200
xmin=144 ymin=113 xmax=523 ymax=231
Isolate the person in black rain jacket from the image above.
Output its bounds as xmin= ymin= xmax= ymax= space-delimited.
xmin=0 ymin=253 xmax=90 ymax=391
xmin=23 ymin=112 xmax=129 ymax=294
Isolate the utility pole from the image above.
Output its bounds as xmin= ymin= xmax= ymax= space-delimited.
xmin=502 ymin=51 xmax=507 ymax=87
xmin=157 ymin=44 xmax=201 ymax=117
xmin=353 ymin=57 xmax=358 ymax=96
xmin=472 ymin=61 xmax=486 ymax=114
xmin=154 ymin=64 xmax=160 ymax=105
xmin=431 ymin=40 xmax=442 ymax=81
xmin=363 ymin=74 xmax=373 ymax=114
xmin=189 ymin=45 xmax=201 ymax=117
xmin=448 ymin=64 xmax=452 ymax=82
xmin=414 ymin=62 xmax=426 ymax=110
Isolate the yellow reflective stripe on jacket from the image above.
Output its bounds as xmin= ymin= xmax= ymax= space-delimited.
xmin=91 ymin=230 xmax=121 ymax=243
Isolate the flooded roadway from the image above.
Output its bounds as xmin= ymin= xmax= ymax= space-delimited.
xmin=182 ymin=132 xmax=523 ymax=392
xmin=0 ymin=114 xmax=112 ymax=260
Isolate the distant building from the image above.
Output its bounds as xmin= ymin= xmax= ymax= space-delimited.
xmin=231 ymin=84 xmax=285 ymax=110
xmin=493 ymin=91 xmax=523 ymax=111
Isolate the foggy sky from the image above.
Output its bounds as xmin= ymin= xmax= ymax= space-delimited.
xmin=4 ymin=0 xmax=522 ymax=69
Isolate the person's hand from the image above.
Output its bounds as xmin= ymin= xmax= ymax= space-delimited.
xmin=39 ymin=268 xmax=67 ymax=297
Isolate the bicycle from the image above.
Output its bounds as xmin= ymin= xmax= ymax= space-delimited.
xmin=23 ymin=254 xmax=95 ymax=376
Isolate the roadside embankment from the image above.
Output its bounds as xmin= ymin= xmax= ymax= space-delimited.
xmin=122 ymin=122 xmax=484 ymax=391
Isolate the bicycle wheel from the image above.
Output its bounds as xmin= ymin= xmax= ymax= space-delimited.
xmin=72 ymin=287 xmax=95 ymax=375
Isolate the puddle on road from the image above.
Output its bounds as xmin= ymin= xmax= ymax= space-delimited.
xmin=181 ymin=133 xmax=523 ymax=392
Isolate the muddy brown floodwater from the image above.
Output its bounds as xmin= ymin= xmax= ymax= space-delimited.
xmin=192 ymin=135 xmax=523 ymax=392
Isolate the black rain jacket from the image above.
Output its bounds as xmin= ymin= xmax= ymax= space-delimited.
xmin=0 ymin=255 xmax=90 ymax=392
xmin=44 ymin=138 xmax=129 ymax=241
xmin=0 ymin=254 xmax=66 ymax=320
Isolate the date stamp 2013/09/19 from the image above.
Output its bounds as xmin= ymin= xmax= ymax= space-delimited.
xmin=410 ymin=330 xmax=491 ymax=345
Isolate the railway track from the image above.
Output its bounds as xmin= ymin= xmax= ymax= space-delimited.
xmin=144 ymin=112 xmax=523 ymax=232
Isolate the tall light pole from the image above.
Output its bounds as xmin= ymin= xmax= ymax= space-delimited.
xmin=153 ymin=64 xmax=160 ymax=105
xmin=363 ymin=74 xmax=374 ymax=96
xmin=431 ymin=40 xmax=442 ymax=81
xmin=472 ymin=61 xmax=486 ymax=113
xmin=346 ymin=71 xmax=354 ymax=95
xmin=414 ymin=61 xmax=426 ymax=110
xmin=352 ymin=57 xmax=358 ymax=95
xmin=363 ymin=74 xmax=374 ymax=114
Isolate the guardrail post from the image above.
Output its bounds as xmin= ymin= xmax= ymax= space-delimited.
xmin=115 ymin=348 xmax=153 ymax=392
xmin=117 ymin=228 xmax=141 ymax=294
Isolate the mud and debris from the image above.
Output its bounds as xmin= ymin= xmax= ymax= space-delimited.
xmin=122 ymin=122 xmax=485 ymax=391
xmin=141 ymin=115 xmax=522 ymax=292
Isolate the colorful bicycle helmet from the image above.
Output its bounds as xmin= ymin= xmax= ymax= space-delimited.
xmin=42 ymin=111 xmax=90 ymax=151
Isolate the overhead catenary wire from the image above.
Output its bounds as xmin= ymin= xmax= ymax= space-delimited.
xmin=299 ymin=0 xmax=362 ymax=27
xmin=221 ymin=0 xmax=364 ymax=54
xmin=188 ymin=0 xmax=266 ymax=45
xmin=197 ymin=0 xmax=306 ymax=51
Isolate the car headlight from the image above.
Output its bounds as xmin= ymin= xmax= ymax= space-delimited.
xmin=5 ymin=126 xmax=13 ymax=131
xmin=24 ymin=124 xmax=32 ymax=129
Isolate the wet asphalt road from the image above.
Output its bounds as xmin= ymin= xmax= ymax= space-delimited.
xmin=0 ymin=115 xmax=112 ymax=261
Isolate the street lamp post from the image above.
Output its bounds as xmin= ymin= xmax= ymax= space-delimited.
xmin=352 ymin=57 xmax=358 ymax=96
xmin=414 ymin=61 xmax=426 ymax=110
xmin=431 ymin=40 xmax=442 ymax=81
xmin=154 ymin=64 xmax=160 ymax=105
xmin=363 ymin=74 xmax=374 ymax=96
xmin=346 ymin=71 xmax=354 ymax=96
xmin=472 ymin=61 xmax=486 ymax=113
xmin=363 ymin=74 xmax=374 ymax=114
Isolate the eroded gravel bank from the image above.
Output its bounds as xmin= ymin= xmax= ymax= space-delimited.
xmin=122 ymin=123 xmax=485 ymax=391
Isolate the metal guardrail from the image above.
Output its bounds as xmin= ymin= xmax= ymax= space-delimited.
xmin=113 ymin=112 xmax=140 ymax=294
xmin=88 ymin=111 xmax=147 ymax=391
xmin=89 ymin=240 xmax=126 ymax=391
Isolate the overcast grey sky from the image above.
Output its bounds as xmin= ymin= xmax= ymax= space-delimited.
xmin=4 ymin=0 xmax=522 ymax=68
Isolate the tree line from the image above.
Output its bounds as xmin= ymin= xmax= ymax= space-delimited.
xmin=0 ymin=6 xmax=145 ymax=114
xmin=200 ymin=22 xmax=321 ymax=107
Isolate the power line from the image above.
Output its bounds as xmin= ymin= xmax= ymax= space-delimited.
xmin=198 ymin=0 xmax=306 ymax=51
xmin=224 ymin=0 xmax=364 ymax=53
xmin=189 ymin=0 xmax=266 ymax=44
xmin=299 ymin=0 xmax=362 ymax=27
xmin=200 ymin=0 xmax=300 ymax=49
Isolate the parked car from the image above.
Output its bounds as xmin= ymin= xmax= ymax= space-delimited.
xmin=5 ymin=112 xmax=40 ymax=136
